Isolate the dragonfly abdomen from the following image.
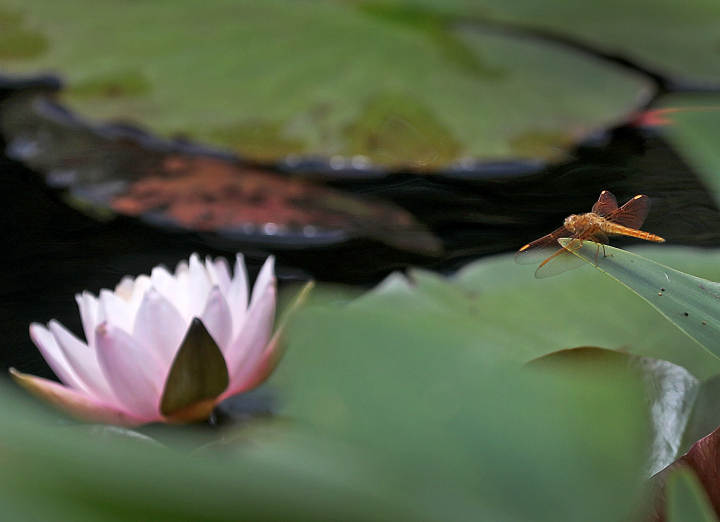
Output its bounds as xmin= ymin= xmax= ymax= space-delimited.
xmin=602 ymin=222 xmax=665 ymax=242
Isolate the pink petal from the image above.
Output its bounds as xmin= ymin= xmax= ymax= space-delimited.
xmin=205 ymin=256 xmax=231 ymax=296
xmin=222 ymin=280 xmax=312 ymax=399
xmin=227 ymin=254 xmax=249 ymax=337
xmin=29 ymin=323 xmax=87 ymax=393
xmin=75 ymin=291 xmax=102 ymax=348
xmin=224 ymin=260 xmax=276 ymax=391
xmin=221 ymin=328 xmax=279 ymax=399
xmin=10 ymin=368 xmax=148 ymax=426
xmin=132 ymin=288 xmax=187 ymax=367
xmin=95 ymin=323 xmax=165 ymax=420
xmin=48 ymin=320 xmax=118 ymax=405
xmin=188 ymin=253 xmax=212 ymax=318
xmin=200 ymin=287 xmax=232 ymax=350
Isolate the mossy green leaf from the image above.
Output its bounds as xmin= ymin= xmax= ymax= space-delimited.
xmin=368 ymin=0 xmax=720 ymax=84
xmin=0 ymin=0 xmax=650 ymax=166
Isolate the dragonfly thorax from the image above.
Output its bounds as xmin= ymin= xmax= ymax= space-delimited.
xmin=563 ymin=212 xmax=602 ymax=234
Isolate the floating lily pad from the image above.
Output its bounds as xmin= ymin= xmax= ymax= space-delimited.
xmin=0 ymin=7 xmax=47 ymax=60
xmin=0 ymin=94 xmax=442 ymax=255
xmin=275 ymin=292 xmax=649 ymax=521
xmin=109 ymin=155 xmax=442 ymax=254
xmin=531 ymin=347 xmax=699 ymax=475
xmin=0 ymin=0 xmax=651 ymax=167
xmin=271 ymin=249 xmax=720 ymax=518
xmin=368 ymin=0 xmax=720 ymax=85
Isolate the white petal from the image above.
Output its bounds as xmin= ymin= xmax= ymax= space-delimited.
xmin=75 ymin=291 xmax=102 ymax=347
xmin=114 ymin=276 xmax=135 ymax=301
xmin=175 ymin=262 xmax=192 ymax=321
xmin=100 ymin=289 xmax=133 ymax=333
xmin=151 ymin=265 xmax=186 ymax=314
xmin=29 ymin=323 xmax=87 ymax=393
xmin=133 ymin=288 xmax=187 ymax=367
xmin=95 ymin=323 xmax=164 ymax=420
xmin=127 ymin=274 xmax=153 ymax=322
xmin=175 ymin=259 xmax=189 ymax=276
xmin=227 ymin=254 xmax=249 ymax=337
xmin=205 ymin=256 xmax=231 ymax=296
xmin=225 ymin=266 xmax=276 ymax=388
xmin=48 ymin=320 xmax=117 ymax=405
xmin=200 ymin=287 xmax=233 ymax=351
xmin=188 ymin=253 xmax=212 ymax=318
xmin=251 ymin=257 xmax=275 ymax=308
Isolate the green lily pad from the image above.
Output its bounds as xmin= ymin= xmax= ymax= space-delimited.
xmin=0 ymin=383 xmax=427 ymax=521
xmin=275 ymin=303 xmax=649 ymax=521
xmin=531 ymin=347 xmax=699 ymax=475
xmin=367 ymin=0 xmax=720 ymax=84
xmin=0 ymin=0 xmax=650 ymax=167
xmin=269 ymin=248 xmax=720 ymax=518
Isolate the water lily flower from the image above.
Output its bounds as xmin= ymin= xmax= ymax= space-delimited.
xmin=11 ymin=254 xmax=310 ymax=426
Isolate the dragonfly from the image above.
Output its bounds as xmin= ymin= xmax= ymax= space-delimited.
xmin=516 ymin=190 xmax=665 ymax=278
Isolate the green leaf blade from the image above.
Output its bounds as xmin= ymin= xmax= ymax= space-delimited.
xmin=560 ymin=240 xmax=720 ymax=360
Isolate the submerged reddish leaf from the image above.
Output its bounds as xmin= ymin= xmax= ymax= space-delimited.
xmin=631 ymin=107 xmax=720 ymax=128
xmin=0 ymin=92 xmax=441 ymax=256
xmin=652 ymin=426 xmax=720 ymax=521
xmin=110 ymin=155 xmax=441 ymax=255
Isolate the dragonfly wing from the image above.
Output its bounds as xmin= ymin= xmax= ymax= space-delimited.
xmin=591 ymin=190 xmax=618 ymax=216
xmin=534 ymin=238 xmax=592 ymax=278
xmin=515 ymin=226 xmax=571 ymax=265
xmin=607 ymin=195 xmax=650 ymax=229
